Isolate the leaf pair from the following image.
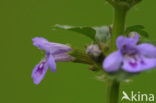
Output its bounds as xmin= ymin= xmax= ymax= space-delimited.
xmin=55 ymin=24 xmax=111 ymax=43
xmin=55 ymin=24 xmax=149 ymax=42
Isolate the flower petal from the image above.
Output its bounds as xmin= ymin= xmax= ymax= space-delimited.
xmin=32 ymin=37 xmax=51 ymax=52
xmin=103 ymin=51 xmax=123 ymax=72
xmin=32 ymin=62 xmax=48 ymax=85
xmin=137 ymin=43 xmax=156 ymax=58
xmin=53 ymin=53 xmax=73 ymax=62
xmin=116 ymin=34 xmax=139 ymax=49
xmin=47 ymin=55 xmax=56 ymax=72
xmin=50 ymin=43 xmax=72 ymax=55
xmin=32 ymin=37 xmax=72 ymax=54
xmin=32 ymin=37 xmax=48 ymax=43
xmin=122 ymin=56 xmax=156 ymax=72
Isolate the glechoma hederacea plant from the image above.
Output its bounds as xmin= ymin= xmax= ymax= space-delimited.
xmin=31 ymin=0 xmax=156 ymax=103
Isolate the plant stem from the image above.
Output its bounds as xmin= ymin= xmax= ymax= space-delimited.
xmin=106 ymin=6 xmax=128 ymax=103
xmin=106 ymin=79 xmax=120 ymax=103
xmin=111 ymin=7 xmax=128 ymax=50
xmin=105 ymin=0 xmax=143 ymax=102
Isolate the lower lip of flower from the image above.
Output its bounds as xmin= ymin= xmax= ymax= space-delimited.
xmin=37 ymin=62 xmax=46 ymax=74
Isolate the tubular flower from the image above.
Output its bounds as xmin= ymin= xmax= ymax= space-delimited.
xmin=103 ymin=34 xmax=156 ymax=72
xmin=32 ymin=37 xmax=73 ymax=84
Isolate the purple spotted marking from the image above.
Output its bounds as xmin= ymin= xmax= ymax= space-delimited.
xmin=36 ymin=62 xmax=46 ymax=74
xmin=129 ymin=61 xmax=138 ymax=68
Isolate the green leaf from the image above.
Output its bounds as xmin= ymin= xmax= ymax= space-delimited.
xmin=125 ymin=25 xmax=149 ymax=38
xmin=55 ymin=24 xmax=96 ymax=40
xmin=54 ymin=24 xmax=111 ymax=42
xmin=135 ymin=30 xmax=149 ymax=38
xmin=126 ymin=25 xmax=144 ymax=31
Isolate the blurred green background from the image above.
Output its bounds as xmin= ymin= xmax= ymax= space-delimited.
xmin=1 ymin=0 xmax=156 ymax=103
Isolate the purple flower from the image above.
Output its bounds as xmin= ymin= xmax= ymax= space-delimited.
xmin=32 ymin=37 xmax=73 ymax=85
xmin=103 ymin=34 xmax=156 ymax=73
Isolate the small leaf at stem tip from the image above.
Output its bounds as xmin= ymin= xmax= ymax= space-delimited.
xmin=54 ymin=24 xmax=111 ymax=43
xmin=126 ymin=25 xmax=149 ymax=38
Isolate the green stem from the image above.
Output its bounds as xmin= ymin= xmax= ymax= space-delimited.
xmin=106 ymin=6 xmax=128 ymax=103
xmin=111 ymin=7 xmax=128 ymax=50
xmin=106 ymin=79 xmax=120 ymax=103
xmin=105 ymin=1 xmax=142 ymax=103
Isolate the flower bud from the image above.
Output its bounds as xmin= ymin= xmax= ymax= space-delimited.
xmin=86 ymin=44 xmax=102 ymax=57
xmin=86 ymin=44 xmax=104 ymax=62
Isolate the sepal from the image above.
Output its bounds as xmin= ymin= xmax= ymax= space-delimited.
xmin=68 ymin=48 xmax=96 ymax=65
